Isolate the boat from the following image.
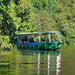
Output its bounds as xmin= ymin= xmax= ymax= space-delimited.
xmin=17 ymin=31 xmax=62 ymax=50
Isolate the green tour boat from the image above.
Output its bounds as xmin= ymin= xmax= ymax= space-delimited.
xmin=17 ymin=31 xmax=62 ymax=50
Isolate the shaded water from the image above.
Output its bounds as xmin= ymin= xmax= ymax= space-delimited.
xmin=0 ymin=45 xmax=75 ymax=75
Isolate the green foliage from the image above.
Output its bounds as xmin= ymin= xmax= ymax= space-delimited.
xmin=15 ymin=0 xmax=37 ymax=32
xmin=54 ymin=0 xmax=75 ymax=44
xmin=32 ymin=0 xmax=55 ymax=16
xmin=0 ymin=0 xmax=18 ymax=43
xmin=0 ymin=35 xmax=12 ymax=50
xmin=31 ymin=10 xmax=56 ymax=32
xmin=0 ymin=0 xmax=75 ymax=46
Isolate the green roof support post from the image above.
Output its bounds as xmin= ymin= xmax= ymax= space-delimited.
xmin=28 ymin=35 xmax=29 ymax=44
xmin=58 ymin=33 xmax=62 ymax=42
xmin=38 ymin=34 xmax=40 ymax=43
xmin=48 ymin=33 xmax=51 ymax=42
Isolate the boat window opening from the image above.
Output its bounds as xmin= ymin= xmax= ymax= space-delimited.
xmin=28 ymin=35 xmax=39 ymax=43
xmin=18 ymin=31 xmax=62 ymax=44
xmin=19 ymin=34 xmax=40 ymax=45
xmin=50 ymin=33 xmax=60 ymax=42
xmin=19 ymin=35 xmax=28 ymax=44
xmin=40 ymin=34 xmax=50 ymax=43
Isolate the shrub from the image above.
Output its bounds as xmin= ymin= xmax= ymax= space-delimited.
xmin=0 ymin=35 xmax=12 ymax=50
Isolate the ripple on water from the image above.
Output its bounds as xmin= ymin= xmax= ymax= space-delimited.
xmin=0 ymin=46 xmax=75 ymax=75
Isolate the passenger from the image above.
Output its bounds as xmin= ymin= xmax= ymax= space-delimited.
xmin=24 ymin=36 xmax=28 ymax=41
xmin=20 ymin=41 xmax=23 ymax=44
xmin=20 ymin=38 xmax=24 ymax=44
xmin=29 ymin=37 xmax=34 ymax=42
xmin=32 ymin=38 xmax=34 ymax=42
xmin=36 ymin=39 xmax=39 ymax=44
xmin=40 ymin=39 xmax=43 ymax=42
xmin=21 ymin=37 xmax=24 ymax=42
xmin=40 ymin=38 xmax=46 ymax=42
xmin=24 ymin=36 xmax=28 ymax=44
xmin=21 ymin=36 xmax=28 ymax=44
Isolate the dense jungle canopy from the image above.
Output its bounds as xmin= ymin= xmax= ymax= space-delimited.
xmin=0 ymin=0 xmax=75 ymax=49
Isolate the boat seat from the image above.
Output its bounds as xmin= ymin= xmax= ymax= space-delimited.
xmin=26 ymin=42 xmax=37 ymax=45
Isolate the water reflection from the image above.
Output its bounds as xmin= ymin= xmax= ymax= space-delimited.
xmin=1 ymin=45 xmax=75 ymax=75
xmin=17 ymin=50 xmax=61 ymax=75
xmin=56 ymin=53 xmax=61 ymax=75
xmin=0 ymin=49 xmax=61 ymax=75
xmin=0 ymin=50 xmax=17 ymax=75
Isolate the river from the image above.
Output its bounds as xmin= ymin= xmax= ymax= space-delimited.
xmin=0 ymin=45 xmax=75 ymax=75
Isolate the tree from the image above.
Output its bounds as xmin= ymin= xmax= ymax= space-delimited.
xmin=32 ymin=10 xmax=56 ymax=32
xmin=15 ymin=0 xmax=36 ymax=32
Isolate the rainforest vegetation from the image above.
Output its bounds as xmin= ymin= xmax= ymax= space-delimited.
xmin=0 ymin=0 xmax=75 ymax=49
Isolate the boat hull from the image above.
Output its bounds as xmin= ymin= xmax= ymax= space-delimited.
xmin=18 ymin=42 xmax=62 ymax=50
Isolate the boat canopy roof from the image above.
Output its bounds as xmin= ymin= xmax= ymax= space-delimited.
xmin=17 ymin=31 xmax=60 ymax=36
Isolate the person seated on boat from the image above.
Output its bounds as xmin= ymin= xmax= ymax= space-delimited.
xmin=24 ymin=36 xmax=28 ymax=41
xmin=20 ymin=36 xmax=28 ymax=44
xmin=36 ymin=39 xmax=39 ymax=44
xmin=24 ymin=36 xmax=28 ymax=44
xmin=20 ymin=40 xmax=23 ymax=44
xmin=28 ymin=37 xmax=36 ymax=45
xmin=29 ymin=37 xmax=34 ymax=43
xmin=19 ymin=37 xmax=24 ymax=44
xmin=40 ymin=38 xmax=46 ymax=42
